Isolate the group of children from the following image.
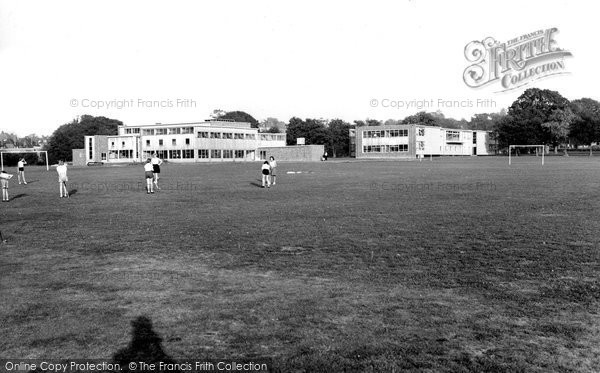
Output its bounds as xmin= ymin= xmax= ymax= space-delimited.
xmin=0 ymin=158 xmax=70 ymax=201
xmin=261 ymin=156 xmax=277 ymax=188
xmin=143 ymin=154 xmax=163 ymax=194
xmin=2 ymin=153 xmax=276 ymax=201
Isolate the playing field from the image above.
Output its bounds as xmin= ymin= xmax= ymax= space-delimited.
xmin=1 ymin=157 xmax=599 ymax=372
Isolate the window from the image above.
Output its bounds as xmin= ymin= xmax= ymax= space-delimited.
xmin=211 ymin=149 xmax=221 ymax=158
xmin=417 ymin=142 xmax=424 ymax=151
xmin=168 ymin=128 xmax=181 ymax=135
xmin=197 ymin=131 xmax=209 ymax=138
xmin=121 ymin=141 xmax=125 ymax=148
xmin=125 ymin=129 xmax=131 ymax=134
xmin=210 ymin=132 xmax=221 ymax=139
xmin=111 ymin=141 xmax=115 ymax=148
xmin=446 ymin=131 xmax=460 ymax=141
xmin=185 ymin=138 xmax=190 ymax=145
xmin=260 ymin=134 xmax=269 ymax=141
xmin=158 ymin=139 xmax=163 ymax=146
xmin=198 ymin=149 xmax=209 ymax=158
xmin=169 ymin=150 xmax=181 ymax=159
xmin=88 ymin=138 xmax=93 ymax=159
xmin=245 ymin=133 xmax=256 ymax=140
xmin=182 ymin=127 xmax=193 ymax=134
xmin=172 ymin=139 xmax=176 ymax=146
xmin=156 ymin=128 xmax=167 ymax=135
xmin=473 ymin=132 xmax=477 ymax=144
xmin=119 ymin=150 xmax=132 ymax=158
xmin=223 ymin=150 xmax=233 ymax=158
xmin=101 ymin=153 xmax=106 ymax=161
xmin=182 ymin=149 xmax=194 ymax=158
xmin=155 ymin=150 xmax=168 ymax=159
xmin=143 ymin=129 xmax=154 ymax=136
xmin=363 ymin=130 xmax=399 ymax=138
xmin=259 ymin=150 xmax=267 ymax=160
xmin=234 ymin=133 xmax=244 ymax=139
xmin=223 ymin=133 xmax=233 ymax=139
xmin=388 ymin=129 xmax=408 ymax=137
xmin=235 ymin=150 xmax=244 ymax=158
xmin=146 ymin=140 xmax=150 ymax=146
xmin=418 ymin=128 xmax=425 ymax=136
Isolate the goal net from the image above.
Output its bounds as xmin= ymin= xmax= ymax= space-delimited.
xmin=1 ymin=149 xmax=49 ymax=171
xmin=508 ymin=145 xmax=545 ymax=166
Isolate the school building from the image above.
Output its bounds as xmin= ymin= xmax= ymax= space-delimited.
xmin=350 ymin=124 xmax=497 ymax=158
xmin=81 ymin=120 xmax=288 ymax=165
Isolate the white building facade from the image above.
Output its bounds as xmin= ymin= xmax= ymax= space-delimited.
xmin=85 ymin=120 xmax=286 ymax=164
xmin=351 ymin=124 xmax=497 ymax=159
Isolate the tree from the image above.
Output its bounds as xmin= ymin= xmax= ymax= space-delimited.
xmin=495 ymin=88 xmax=571 ymax=152
xmin=542 ymin=108 xmax=577 ymax=155
xmin=401 ymin=111 xmax=438 ymax=126
xmin=46 ymin=115 xmax=121 ymax=163
xmin=327 ymin=119 xmax=351 ymax=157
xmin=216 ymin=111 xmax=259 ymax=128
xmin=570 ymin=98 xmax=600 ymax=155
xmin=259 ymin=117 xmax=286 ymax=133
xmin=285 ymin=117 xmax=330 ymax=146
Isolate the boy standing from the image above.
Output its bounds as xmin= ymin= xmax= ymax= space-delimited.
xmin=56 ymin=160 xmax=69 ymax=198
xmin=151 ymin=153 xmax=163 ymax=191
xmin=269 ymin=156 xmax=277 ymax=186
xmin=261 ymin=161 xmax=271 ymax=188
xmin=144 ymin=159 xmax=154 ymax=194
xmin=17 ymin=158 xmax=27 ymax=184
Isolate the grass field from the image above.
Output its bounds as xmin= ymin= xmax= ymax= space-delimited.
xmin=1 ymin=157 xmax=600 ymax=372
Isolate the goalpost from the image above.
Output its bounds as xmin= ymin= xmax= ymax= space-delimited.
xmin=0 ymin=148 xmax=49 ymax=171
xmin=508 ymin=145 xmax=545 ymax=166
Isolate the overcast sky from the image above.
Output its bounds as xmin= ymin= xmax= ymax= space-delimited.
xmin=0 ymin=0 xmax=596 ymax=136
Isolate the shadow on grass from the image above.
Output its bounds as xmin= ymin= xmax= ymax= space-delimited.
xmin=68 ymin=189 xmax=78 ymax=196
xmin=114 ymin=316 xmax=179 ymax=373
xmin=10 ymin=193 xmax=27 ymax=200
xmin=249 ymin=182 xmax=263 ymax=188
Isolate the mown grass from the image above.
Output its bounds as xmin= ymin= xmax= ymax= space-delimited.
xmin=1 ymin=157 xmax=599 ymax=372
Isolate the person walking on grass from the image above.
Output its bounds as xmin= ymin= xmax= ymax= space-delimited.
xmin=151 ymin=153 xmax=163 ymax=191
xmin=261 ymin=161 xmax=271 ymax=188
xmin=17 ymin=158 xmax=27 ymax=185
xmin=269 ymin=156 xmax=277 ymax=186
xmin=144 ymin=159 xmax=154 ymax=194
xmin=1 ymin=170 xmax=12 ymax=202
xmin=56 ymin=160 xmax=69 ymax=198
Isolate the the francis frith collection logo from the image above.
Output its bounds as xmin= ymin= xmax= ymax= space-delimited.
xmin=463 ymin=28 xmax=572 ymax=92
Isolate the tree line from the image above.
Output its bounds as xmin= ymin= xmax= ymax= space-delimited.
xmin=5 ymin=88 xmax=598 ymax=164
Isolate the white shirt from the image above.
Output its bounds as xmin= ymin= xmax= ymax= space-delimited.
xmin=144 ymin=163 xmax=154 ymax=172
xmin=261 ymin=164 xmax=270 ymax=172
xmin=269 ymin=160 xmax=277 ymax=168
xmin=18 ymin=160 xmax=25 ymax=168
xmin=56 ymin=164 xmax=68 ymax=178
xmin=151 ymin=157 xmax=162 ymax=165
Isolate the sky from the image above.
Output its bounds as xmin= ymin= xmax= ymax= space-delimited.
xmin=0 ymin=0 xmax=596 ymax=136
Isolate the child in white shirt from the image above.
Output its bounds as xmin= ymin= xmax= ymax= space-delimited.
xmin=56 ymin=161 xmax=69 ymax=198
xmin=144 ymin=159 xmax=154 ymax=194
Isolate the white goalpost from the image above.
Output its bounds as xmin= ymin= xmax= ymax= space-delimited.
xmin=0 ymin=148 xmax=49 ymax=171
xmin=508 ymin=145 xmax=545 ymax=166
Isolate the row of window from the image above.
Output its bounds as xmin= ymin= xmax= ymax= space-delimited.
xmin=363 ymin=145 xmax=409 ymax=153
xmin=363 ymin=129 xmax=409 ymax=138
xmin=126 ymin=127 xmax=195 ymax=135
xmin=123 ymin=127 xmax=286 ymax=141
xmin=142 ymin=149 xmax=256 ymax=159
xmin=197 ymin=132 xmax=285 ymax=141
